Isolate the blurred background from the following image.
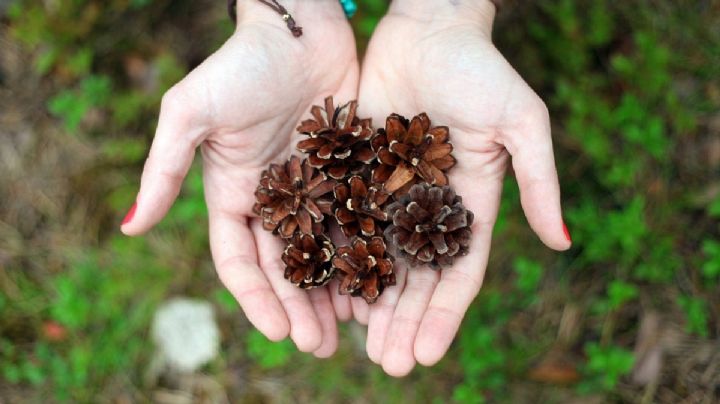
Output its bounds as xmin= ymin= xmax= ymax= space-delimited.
xmin=0 ymin=0 xmax=718 ymax=402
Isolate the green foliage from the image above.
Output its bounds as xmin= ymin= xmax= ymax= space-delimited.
xmin=10 ymin=0 xmax=186 ymax=133
xmin=677 ymin=295 xmax=709 ymax=338
xmin=453 ymin=257 xmax=547 ymax=401
xmin=513 ymin=257 xmax=543 ymax=294
xmin=606 ymin=280 xmax=639 ymax=311
xmin=580 ymin=343 xmax=635 ymax=392
xmin=246 ymin=330 xmax=295 ymax=370
xmin=213 ymin=289 xmax=240 ymax=313
xmin=708 ymin=197 xmax=720 ymax=218
xmin=48 ymin=75 xmax=112 ymax=131
xmin=354 ymin=0 xmax=388 ymax=36
xmin=1 ymin=237 xmax=174 ymax=400
xmin=566 ymin=196 xmax=648 ymax=266
xmin=701 ymin=240 xmax=720 ymax=279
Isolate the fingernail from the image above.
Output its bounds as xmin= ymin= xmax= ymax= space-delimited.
xmin=562 ymin=222 xmax=572 ymax=243
xmin=122 ymin=202 xmax=137 ymax=225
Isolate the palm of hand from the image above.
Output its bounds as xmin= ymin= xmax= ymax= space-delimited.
xmin=349 ymin=15 xmax=569 ymax=376
xmin=124 ymin=20 xmax=359 ymax=356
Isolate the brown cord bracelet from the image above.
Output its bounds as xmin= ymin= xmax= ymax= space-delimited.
xmin=227 ymin=0 xmax=303 ymax=37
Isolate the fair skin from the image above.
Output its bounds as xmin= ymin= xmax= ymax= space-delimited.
xmin=121 ymin=0 xmax=570 ymax=375
xmin=349 ymin=0 xmax=571 ymax=376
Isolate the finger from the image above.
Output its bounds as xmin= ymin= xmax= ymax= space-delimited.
xmin=413 ymin=175 xmax=501 ymax=366
xmin=351 ymin=296 xmax=370 ymax=325
xmin=366 ymin=265 xmax=407 ymax=364
xmin=309 ymin=287 xmax=339 ymax=358
xmin=121 ymin=88 xmax=205 ymax=236
xmin=251 ymin=220 xmax=323 ymax=353
xmin=381 ymin=266 xmax=439 ymax=377
xmin=208 ymin=210 xmax=289 ymax=342
xmin=328 ymin=279 xmax=353 ymax=321
xmin=501 ymin=101 xmax=570 ymax=251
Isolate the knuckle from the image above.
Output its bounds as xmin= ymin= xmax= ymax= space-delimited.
xmin=160 ymin=88 xmax=178 ymax=111
xmin=160 ymin=85 xmax=188 ymax=114
xmin=523 ymin=98 xmax=550 ymax=126
xmin=534 ymin=98 xmax=550 ymax=119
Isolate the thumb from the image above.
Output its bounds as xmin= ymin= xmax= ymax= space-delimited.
xmin=121 ymin=87 xmax=204 ymax=236
xmin=502 ymin=100 xmax=571 ymax=251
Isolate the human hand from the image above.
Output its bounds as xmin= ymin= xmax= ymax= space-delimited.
xmin=121 ymin=0 xmax=358 ymax=357
xmin=346 ymin=0 xmax=572 ymax=376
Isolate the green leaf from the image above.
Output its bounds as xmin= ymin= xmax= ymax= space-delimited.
xmin=21 ymin=361 xmax=45 ymax=386
xmin=607 ymin=280 xmax=638 ymax=310
xmin=100 ymin=138 xmax=147 ymax=162
xmin=110 ymin=91 xmax=147 ymax=126
xmin=677 ymin=296 xmax=709 ymax=337
xmin=246 ymin=330 xmax=294 ymax=369
xmin=709 ymin=197 xmax=720 ymax=218
xmin=2 ymin=363 xmax=21 ymax=384
xmin=513 ymin=257 xmax=543 ymax=293
xmin=80 ymin=75 xmax=112 ymax=106
xmin=212 ymin=289 xmax=239 ymax=313
xmin=583 ymin=342 xmax=635 ymax=391
xmin=34 ymin=47 xmax=59 ymax=75
xmin=66 ymin=48 xmax=93 ymax=76
xmin=701 ymin=240 xmax=720 ymax=279
xmin=48 ymin=90 xmax=90 ymax=131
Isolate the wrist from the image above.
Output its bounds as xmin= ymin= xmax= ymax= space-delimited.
xmin=236 ymin=0 xmax=348 ymax=27
xmin=388 ymin=0 xmax=495 ymax=36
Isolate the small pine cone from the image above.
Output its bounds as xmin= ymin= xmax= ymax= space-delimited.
xmin=333 ymin=176 xmax=391 ymax=238
xmin=282 ymin=233 xmax=336 ymax=289
xmin=332 ymin=237 xmax=395 ymax=304
xmin=253 ymin=156 xmax=335 ymax=238
xmin=371 ymin=113 xmax=456 ymax=196
xmin=296 ymin=96 xmax=376 ymax=180
xmin=385 ymin=183 xmax=473 ymax=270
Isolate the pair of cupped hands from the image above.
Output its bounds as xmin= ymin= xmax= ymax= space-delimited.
xmin=121 ymin=0 xmax=571 ymax=376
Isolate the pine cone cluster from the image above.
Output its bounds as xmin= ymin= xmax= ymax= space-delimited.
xmin=252 ymin=96 xmax=474 ymax=303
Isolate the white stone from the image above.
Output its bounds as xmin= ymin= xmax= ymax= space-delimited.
xmin=151 ymin=298 xmax=220 ymax=373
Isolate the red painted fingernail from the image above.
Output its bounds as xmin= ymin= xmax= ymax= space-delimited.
xmin=562 ymin=222 xmax=572 ymax=243
xmin=122 ymin=202 xmax=137 ymax=225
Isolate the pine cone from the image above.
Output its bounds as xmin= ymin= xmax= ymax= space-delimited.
xmin=333 ymin=176 xmax=390 ymax=238
xmin=385 ymin=183 xmax=473 ymax=270
xmin=253 ymin=156 xmax=335 ymax=239
xmin=282 ymin=233 xmax=336 ymax=289
xmin=332 ymin=237 xmax=395 ymax=304
xmin=371 ymin=113 xmax=456 ymax=195
xmin=296 ymin=96 xmax=376 ymax=180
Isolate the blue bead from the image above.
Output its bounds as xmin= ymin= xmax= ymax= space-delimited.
xmin=339 ymin=0 xmax=357 ymax=18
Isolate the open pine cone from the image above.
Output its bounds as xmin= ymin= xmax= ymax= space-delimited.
xmin=371 ymin=113 xmax=456 ymax=195
xmin=253 ymin=156 xmax=335 ymax=238
xmin=385 ymin=183 xmax=473 ymax=270
xmin=333 ymin=176 xmax=390 ymax=238
xmin=282 ymin=233 xmax=336 ymax=289
xmin=296 ymin=96 xmax=375 ymax=180
xmin=332 ymin=237 xmax=395 ymax=304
